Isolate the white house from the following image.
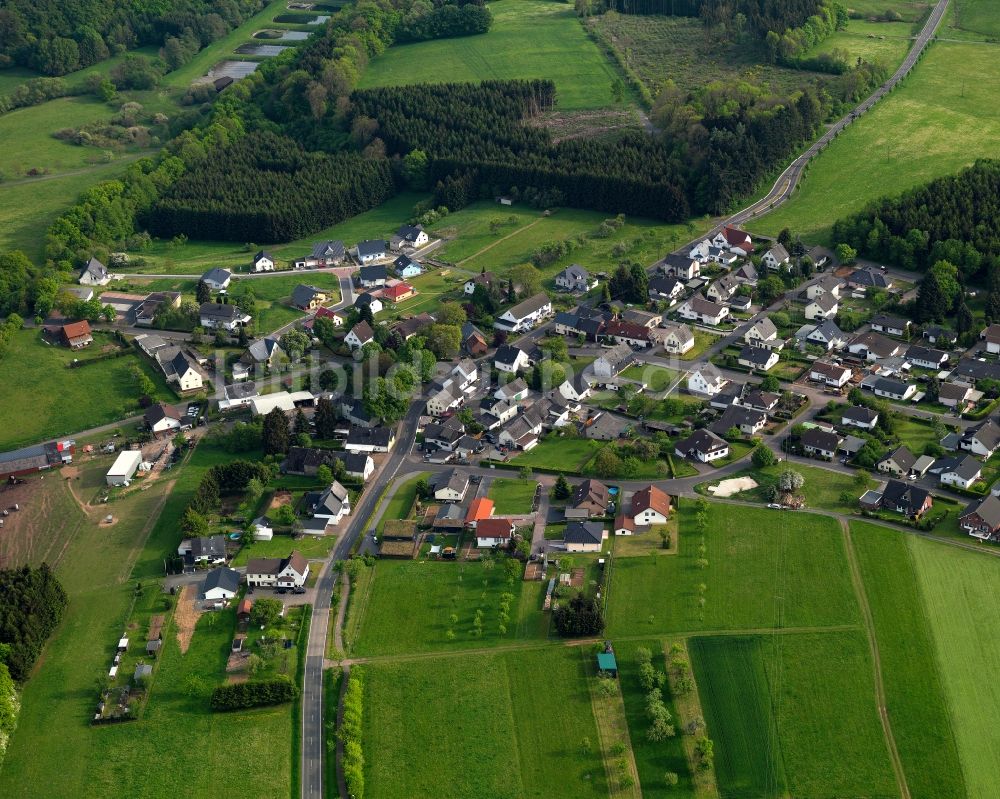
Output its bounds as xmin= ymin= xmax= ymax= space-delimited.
xmin=252 ymin=516 xmax=274 ymax=541
xmin=451 ymin=359 xmax=478 ymax=390
xmin=199 ymin=302 xmax=251 ymax=331
xmin=871 ymin=315 xmax=910 ymax=337
xmin=79 ymin=257 xmax=111 ymax=286
xmin=433 ymin=469 xmax=469 ymax=503
xmin=202 ymin=568 xmax=240 ymax=601
xmin=252 ymin=251 xmax=275 ymax=272
xmin=345 ymin=426 xmax=395 ymax=453
xmin=630 ymin=485 xmax=671 ymax=526
xmin=354 ymin=293 xmax=383 ymax=316
xmin=905 ymin=345 xmax=948 ymax=370
xmin=938 ymin=456 xmax=982 ymax=490
xmin=563 ymin=521 xmax=608 ymax=553
xmin=426 ymin=381 xmax=463 ymax=417
xmin=244 ymin=552 xmax=309 ymax=589
xmin=959 ymin=419 xmax=1000 ymax=459
xmin=661 ymin=254 xmax=701 ymax=279
xmin=713 ymin=226 xmax=752 ymax=255
xmin=688 ymin=363 xmax=727 ymax=396
xmin=391 ymin=224 xmax=429 ymax=250
xmin=761 ymin=244 xmax=789 ymax=271
xmin=744 ymin=318 xmax=779 ymax=348
xmin=475 ymin=518 xmax=515 ymax=548
xmin=675 ymin=429 xmax=729 ymax=462
xmin=677 ymin=296 xmax=729 ymax=326
xmin=106 ymin=450 xmax=142 ymax=486
xmin=705 ymin=274 xmax=741 ymax=304
xmin=841 ymin=406 xmax=879 ymax=430
xmin=805 ymin=276 xmax=843 ymax=300
xmin=805 ymin=293 xmax=839 ymax=321
xmin=464 ymin=270 xmax=496 ymax=296
xmin=659 ymin=322 xmax=694 ymax=355
xmin=593 ymin=342 xmax=636 ymax=379
xmin=810 ymin=361 xmax=851 ymax=388
xmin=494 ymin=293 xmax=552 ymax=333
xmin=494 ymin=344 xmax=530 ymax=374
xmin=201 ymin=268 xmax=232 ymax=291
xmin=805 ymin=320 xmax=847 ymax=351
xmin=295 ymin=240 xmax=346 ymax=269
xmin=801 ymin=428 xmax=842 ymax=459
xmin=981 ymin=324 xmax=1000 ymax=354
xmin=311 ymin=481 xmax=351 ymax=524
xmin=355 ymin=239 xmax=387 ymax=265
xmin=738 ymin=345 xmax=779 ymax=372
xmin=872 ymin=377 xmax=916 ymax=401
xmin=144 ymin=403 xmax=182 ymax=436
xmin=688 ymin=240 xmax=711 ymax=262
xmin=345 ymin=321 xmax=375 ymax=351
xmin=554 ymin=264 xmax=595 ymax=293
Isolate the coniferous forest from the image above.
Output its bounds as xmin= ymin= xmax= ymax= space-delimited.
xmin=0 ymin=564 xmax=68 ymax=683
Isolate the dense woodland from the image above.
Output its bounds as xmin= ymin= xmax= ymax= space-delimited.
xmin=0 ymin=564 xmax=68 ymax=683
xmin=147 ymin=132 xmax=395 ymax=241
xmin=0 ymin=0 xmax=265 ymax=76
xmin=601 ymin=0 xmax=826 ymax=33
xmin=832 ymin=160 xmax=1000 ymax=280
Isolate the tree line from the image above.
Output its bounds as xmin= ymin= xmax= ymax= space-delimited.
xmin=396 ymin=2 xmax=492 ymax=42
xmin=146 ymin=131 xmax=396 ymax=242
xmin=0 ymin=564 xmax=69 ymax=683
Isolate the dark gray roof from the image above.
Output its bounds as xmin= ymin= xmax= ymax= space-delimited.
xmin=850 ymin=268 xmax=890 ymax=288
xmin=346 ymin=426 xmax=393 ymax=448
xmin=354 ymin=293 xmax=379 ymax=309
xmin=676 ymin=429 xmax=728 ymax=456
xmin=961 ymin=494 xmax=1000 ymax=528
xmin=495 ymin=344 xmax=526 ymax=366
xmin=356 ymin=239 xmax=386 ymax=257
xmin=393 ymin=255 xmax=420 ymax=271
xmin=881 ymin=480 xmax=930 ymax=514
xmin=711 ymin=404 xmax=766 ymax=434
xmin=201 ymin=267 xmax=231 ymax=284
xmin=841 ymin=405 xmax=879 ymax=424
xmin=83 ymin=257 xmax=107 ymax=279
xmin=359 ymin=265 xmax=388 ymax=282
xmin=504 ymin=292 xmax=550 ymax=320
xmin=738 ymin=344 xmax=774 ymax=367
xmin=203 ymin=567 xmax=240 ymax=595
xmin=564 ymin=521 xmax=605 ymax=545
xmin=874 ymin=377 xmax=912 ymax=395
xmin=881 ymin=445 xmax=915 ymax=471
xmin=200 ymin=302 xmax=245 ymax=321
xmin=191 ymin=535 xmax=227 ymax=559
xmin=310 ymin=240 xmax=346 ymax=259
xmin=905 ymin=344 xmax=947 ymax=364
xmin=801 ymin=428 xmax=841 ymax=452
xmin=245 ymin=337 xmax=283 ymax=363
xmin=395 ymin=224 xmax=424 ymax=242
xmin=292 ymin=284 xmax=324 ymax=307
xmin=873 ymin=314 xmax=909 ymax=330
xmin=557 ymin=264 xmax=590 ymax=281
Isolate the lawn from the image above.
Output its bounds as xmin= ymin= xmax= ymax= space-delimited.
xmin=0 ymin=329 xmax=175 ymax=451
xmin=349 ymin=559 xmax=547 ymax=657
xmin=752 ymin=42 xmax=1000 ymax=243
xmin=678 ymin=329 xmax=719 ymax=361
xmin=802 ymin=18 xmax=913 ymax=67
xmin=605 ymin=503 xmax=860 ymax=636
xmin=487 ymin=477 xmax=536 ymax=514
xmin=376 ymin=472 xmax=426 ymax=535
xmin=362 ymin=648 xmax=606 ymax=798
xmin=849 ymin=0 xmax=930 ymax=22
xmin=621 ymin=364 xmax=679 ymax=392
xmin=360 ymin=0 xmax=625 ymax=111
xmin=702 ymin=462 xmax=862 ymax=514
xmin=510 ymin=437 xmax=603 ymax=473
xmin=691 ymin=631 xmax=899 ymax=799
xmin=907 ymin=534 xmax=1000 ymax=799
xmin=230 ymin=533 xmax=336 ymax=565
xmin=947 ymin=0 xmax=1000 ymax=39
xmin=850 ymin=522 xmax=966 ymax=799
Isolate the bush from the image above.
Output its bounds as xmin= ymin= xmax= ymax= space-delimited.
xmin=210 ymin=676 xmax=298 ymax=711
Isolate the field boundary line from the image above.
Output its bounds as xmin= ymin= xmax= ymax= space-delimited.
xmin=583 ymin=648 xmax=642 ymax=798
xmin=456 ymin=216 xmax=545 ymax=266
xmin=663 ymin=638 xmax=720 ymax=798
xmin=840 ymin=519 xmax=911 ymax=799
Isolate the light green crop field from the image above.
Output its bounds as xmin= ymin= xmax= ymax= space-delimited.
xmin=362 ymin=648 xmax=606 ymax=798
xmin=908 ymin=535 xmax=1000 ymax=798
xmin=349 ymin=559 xmax=547 ymax=657
xmin=850 ymin=522 xmax=966 ymax=799
xmin=804 ymin=19 xmax=913 ymax=65
xmin=752 ymin=42 xmax=1000 ymax=243
xmin=487 ymin=477 xmax=536 ymax=514
xmin=692 ymin=632 xmax=898 ymax=798
xmin=947 ymin=0 xmax=1000 ymax=39
xmin=847 ymin=0 xmax=930 ymax=22
xmin=359 ymin=0 xmax=623 ymax=111
xmin=605 ymin=504 xmax=860 ymax=636
xmin=0 ymin=329 xmax=175 ymax=451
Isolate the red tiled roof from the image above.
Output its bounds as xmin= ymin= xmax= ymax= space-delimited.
xmin=476 ymin=518 xmax=514 ymax=539
xmin=632 ymin=485 xmax=671 ymax=518
xmin=61 ymin=320 xmax=92 ymax=339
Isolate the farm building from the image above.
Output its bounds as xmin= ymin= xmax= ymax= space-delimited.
xmin=0 ymin=439 xmax=74 ymax=480
xmin=106 ymin=450 xmax=142 ymax=486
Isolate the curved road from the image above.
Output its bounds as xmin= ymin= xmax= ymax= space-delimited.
xmin=725 ymin=0 xmax=949 ymax=228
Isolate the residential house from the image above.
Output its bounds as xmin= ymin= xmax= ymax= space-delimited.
xmin=479 ymin=397 xmax=518 ymax=429
xmin=79 ymin=256 xmax=110 ymax=286
xmin=498 ymin=405 xmax=545 ymax=449
xmin=705 ymin=274 xmax=741 ymax=304
xmin=465 ymin=497 xmax=495 ymax=528
xmin=938 ymin=381 xmax=979 ymax=411
xmin=355 ymin=240 xmax=387 ymax=265
xmin=392 ymin=312 xmax=434 ymax=341
xmin=201 ymin=268 xmax=232 ymax=291
xmin=462 ymin=321 xmax=489 ymax=356
xmin=622 ymin=309 xmax=661 ymax=329
xmin=742 ymin=389 xmax=780 ymax=413
xmin=393 ymin=255 xmax=423 ymax=279
xmin=707 ymin=246 xmax=738 ymax=266
xmin=630 ymin=485 xmax=671 ymax=527
xmin=433 ymin=469 xmax=469 ymax=502
xmin=712 ymin=226 xmax=752 ymax=255
xmin=810 ymin=361 xmax=851 ymax=388
xmin=960 ymin=418 xmax=1000 ymax=459
xmin=593 ymin=342 xmax=637 ymax=378
xmin=383 ymin=283 xmax=415 ymax=303
xmin=178 ymin=535 xmax=227 ymax=566
xmin=59 ymin=321 xmax=93 ymax=349
xmin=345 ymin=426 xmax=395 ymax=453
xmin=475 ymin=518 xmax=515 ymax=548
xmin=494 ymin=377 xmax=529 ymax=403
xmin=658 ymin=322 xmax=695 ymax=355
xmin=144 ymin=403 xmax=182 ymax=436
xmin=841 ymin=406 xmax=879 ymax=430
xmin=434 ymin=503 xmax=465 ymax=530
xmin=728 ymin=294 xmax=752 ymax=313
xmin=922 ymin=325 xmax=956 ymax=347
xmin=873 ymin=377 xmax=916 ymax=402
xmin=464 ymin=269 xmax=496 ymax=295
xmin=305 ymin=306 xmax=346 ymax=332
xmin=495 ymin=344 xmax=530 ymax=374
xmin=604 ymin=320 xmax=651 ymax=349
xmin=761 ymin=244 xmax=790 ymax=271
xmin=391 ymin=224 xmax=428 ymax=250
xmin=687 ymin=240 xmax=711 ymax=262
xmin=308 ymin=481 xmax=351 ymax=524
xmin=295 ymin=240 xmax=345 ymax=269
xmin=559 ymin=372 xmax=592 ymax=403
xmin=244 ymin=552 xmax=310 ymax=588
xmin=494 ymin=293 xmax=552 ymax=333
xmin=660 ymin=254 xmax=700 ymax=279
xmin=805 ymin=276 xmax=843 ymax=301
xmin=733 ymin=262 xmax=759 ymax=285
xmin=935 ymin=455 xmax=982 ymax=489
xmin=158 ymin=348 xmax=203 ymax=392
xmin=878 ymin=446 xmax=916 ymax=477
xmin=219 ymin=381 xmax=259 ymax=411
xmin=64 ymin=286 xmax=94 ymax=302
xmin=871 ymin=314 xmax=910 ymax=337
xmin=801 ymin=428 xmax=842 ymax=459
xmin=239 ymin=337 xmax=285 ymax=375
xmin=744 ymin=317 xmax=779 ymax=348
xmin=345 ymin=321 xmax=375 ymax=351
xmin=738 ymin=344 xmax=779 ymax=372
xmin=563 ymin=521 xmax=607 ymax=553
xmin=202 ymin=568 xmax=240 ymax=601
xmin=340 ymin=398 xmax=378 ymax=429
xmin=805 ymin=292 xmax=839 ymax=321
xmin=805 ymin=246 xmax=833 ymax=270
xmin=677 ymin=296 xmax=729 ymax=326
xmin=571 ymin=479 xmax=610 ymax=518
xmin=554 ymin=264 xmax=594 ymax=293
xmin=959 ymin=494 xmax=1000 ymax=541
xmin=980 ymin=324 xmax=1000 ymax=354
xmin=423 ymin=415 xmax=465 ymax=451
xmin=712 ymin=405 xmax=767 ymax=436
xmin=252 ymin=251 xmax=275 ymax=272
xmin=426 ymin=381 xmax=464 ymax=417
xmin=291 ymin=284 xmax=328 ymax=311
xmin=906 ymin=345 xmax=948 ymax=370
xmin=648 ymin=275 xmax=686 ymax=304
xmin=848 ymin=332 xmax=903 ymax=361
xmin=358 ymin=266 xmax=389 ymax=288
xmin=688 ymin=363 xmax=727 ymax=396
xmin=805 ymin=320 xmax=847 ymax=351
xmin=675 ymin=429 xmax=729 ymax=462
xmin=951 ymin=358 xmax=1000 ymax=385
xmin=199 ymin=302 xmax=250 ymax=331
xmin=880 ymin=479 xmax=933 ymax=518
xmin=848 ymin=268 xmax=892 ymax=289
xmin=451 ymin=359 xmax=478 ymax=390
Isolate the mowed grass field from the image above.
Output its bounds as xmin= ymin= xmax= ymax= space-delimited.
xmin=349 ymin=559 xmax=547 ymax=657
xmin=803 ymin=18 xmax=913 ymax=65
xmin=850 ymin=522 xmax=967 ymax=799
xmin=947 ymin=0 xmax=1000 ymax=39
xmin=0 ymin=329 xmax=175 ymax=451
xmin=509 ymin=438 xmax=603 ymax=473
xmin=487 ymin=477 xmax=536 ymax=514
xmin=359 ymin=0 xmax=623 ymax=111
xmin=362 ymin=647 xmax=606 ymax=798
xmin=691 ymin=632 xmax=899 ymax=799
xmin=907 ymin=535 xmax=1000 ymax=798
xmin=752 ymin=41 xmax=1000 ymax=243
xmin=605 ymin=504 xmax=860 ymax=636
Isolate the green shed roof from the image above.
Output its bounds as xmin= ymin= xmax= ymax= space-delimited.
xmin=597 ymin=652 xmax=617 ymax=670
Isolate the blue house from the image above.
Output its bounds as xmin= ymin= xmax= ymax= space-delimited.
xmin=394 ymin=255 xmax=423 ymax=279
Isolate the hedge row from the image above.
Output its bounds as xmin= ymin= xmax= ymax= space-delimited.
xmin=210 ymin=676 xmax=298 ymax=711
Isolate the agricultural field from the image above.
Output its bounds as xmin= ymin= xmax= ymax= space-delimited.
xmin=362 ymin=648 xmax=606 ymax=798
xmin=348 ymin=559 xmax=547 ymax=657
xmin=691 ymin=631 xmax=898 ymax=798
xmin=360 ymin=0 xmax=625 ymax=111
xmin=945 ymin=0 xmax=1000 ymax=39
xmin=605 ymin=503 xmax=860 ymax=636
xmin=802 ymin=18 xmax=914 ymax=65
xmin=847 ymin=0 xmax=930 ymax=22
xmin=0 ymin=329 xmax=175 ymax=452
xmin=752 ymin=41 xmax=1000 ymax=243
xmin=487 ymin=477 xmax=537 ymax=514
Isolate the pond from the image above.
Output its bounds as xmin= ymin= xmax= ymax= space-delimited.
xmin=236 ymin=44 xmax=291 ymax=56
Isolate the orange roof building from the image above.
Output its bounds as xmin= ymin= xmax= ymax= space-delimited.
xmin=465 ymin=497 xmax=495 ymax=527
xmin=631 ymin=485 xmax=671 ymax=526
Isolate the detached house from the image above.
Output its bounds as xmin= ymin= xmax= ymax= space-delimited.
xmin=59 ymin=321 xmax=93 ymax=350
xmin=345 ymin=321 xmax=375 ymax=351
xmin=475 ymin=518 xmax=516 ymax=549
xmin=938 ymin=381 xmax=978 ymax=411
xmin=245 ymin=551 xmax=310 ymax=589
xmin=905 ymin=345 xmax=948 ymax=370
xmin=713 ymin=226 xmax=752 ymax=255
xmin=879 ymin=480 xmax=933 ymax=518
xmin=79 ymin=257 xmax=111 ymax=286
xmin=705 ymin=274 xmax=741 ymax=304
xmin=563 ymin=521 xmax=607 ymax=553
xmin=393 ymin=255 xmax=423 ymax=279
xmin=158 ymin=348 xmax=203 ymax=392
xmin=295 ymin=240 xmax=346 ymax=269
xmin=744 ymin=318 xmax=779 ymax=348
xmin=805 ymin=276 xmax=843 ymax=301
xmin=291 ymin=284 xmax=328 ymax=311
xmin=688 ymin=363 xmax=727 ymax=396
xmin=871 ymin=315 xmax=910 ymax=337
xmin=801 ymin=428 xmax=842 ymax=459
xmin=604 ymin=320 xmax=651 ymax=349
xmin=494 ymin=293 xmax=552 ymax=333
xmin=660 ymin=254 xmax=700 ymax=279
xmin=981 ymin=324 xmax=1000 ymax=354
xmin=761 ymin=244 xmax=790 ymax=271
xmin=383 ymin=283 xmax=415 ymax=303
xmin=936 ymin=455 xmax=982 ymax=490
xmin=570 ymin=479 xmax=610 ymax=518
xmin=738 ymin=344 xmax=778 ymax=372
xmin=805 ymin=292 xmax=839 ymax=321
xmin=841 ymin=406 xmax=879 ymax=430
xmin=959 ymin=494 xmax=1000 ymax=541
xmin=199 ymin=302 xmax=250 ymax=331
xmin=391 ymin=224 xmax=428 ymax=250
xmin=848 ymin=268 xmax=891 ymax=290
xmin=675 ymin=429 xmax=729 ymax=462
xmin=252 ymin=251 xmax=275 ymax=272
xmin=659 ymin=322 xmax=694 ymax=355
xmin=433 ymin=469 xmax=469 ymax=503
xmin=426 ymin=381 xmax=464 ymax=417
xmin=630 ymin=485 xmax=671 ymax=527
xmin=648 ymin=275 xmax=685 ymax=304
xmin=495 ymin=344 xmax=530 ymax=374
xmin=878 ymin=446 xmax=915 ymax=477
xmin=554 ymin=264 xmax=595 ymax=293
xmin=872 ymin=377 xmax=916 ymax=402
xmin=593 ymin=342 xmax=637 ymax=378
xmin=960 ymin=419 xmax=1000 ymax=459
xmin=354 ymin=292 xmax=383 ymax=316
xmin=848 ymin=332 xmax=903 ymax=362
xmin=355 ymin=239 xmax=387 ymax=265
xmin=308 ymin=481 xmax=351 ymax=524
xmin=678 ymin=296 xmax=729 ymax=326
xmin=145 ymin=403 xmax=183 ymax=436
xmin=358 ymin=266 xmax=389 ymax=288
xmin=712 ymin=404 xmax=767 ymax=436
xmin=201 ymin=268 xmax=232 ymax=291
xmin=810 ymin=361 xmax=851 ymax=388
xmin=464 ymin=270 xmax=496 ymax=295
xmin=805 ymin=320 xmax=847 ymax=351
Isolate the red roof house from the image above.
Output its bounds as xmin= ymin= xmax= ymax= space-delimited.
xmin=383 ymin=283 xmax=416 ymax=303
